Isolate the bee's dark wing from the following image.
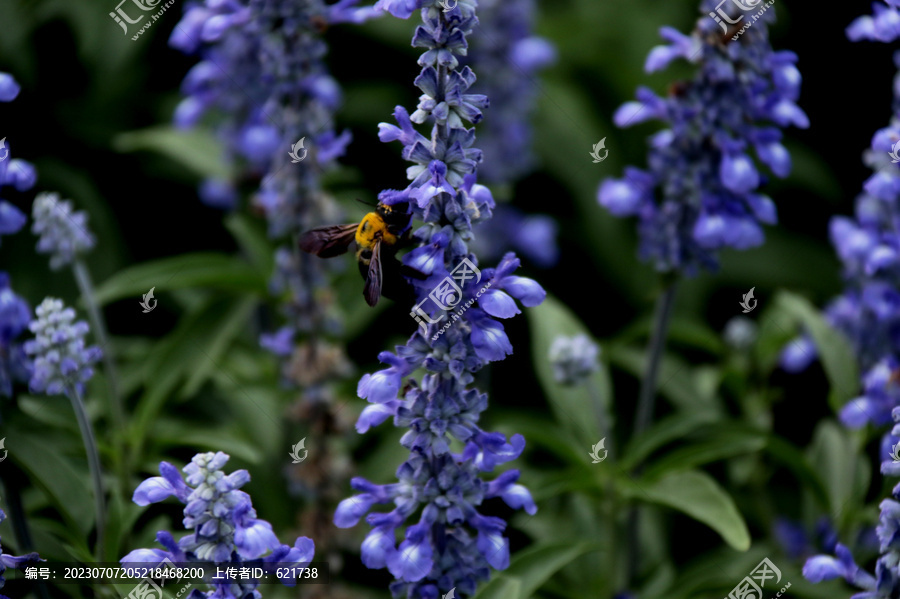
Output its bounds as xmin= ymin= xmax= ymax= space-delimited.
xmin=363 ymin=240 xmax=383 ymax=307
xmin=298 ymin=224 xmax=358 ymax=257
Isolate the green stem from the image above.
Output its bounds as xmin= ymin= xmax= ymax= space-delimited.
xmin=69 ymin=387 xmax=106 ymax=560
xmin=72 ymin=260 xmax=125 ymax=435
xmin=632 ymin=282 xmax=679 ymax=440
xmin=627 ymin=280 xmax=679 ymax=587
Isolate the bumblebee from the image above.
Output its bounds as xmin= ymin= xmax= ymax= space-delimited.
xmin=299 ymin=201 xmax=416 ymax=307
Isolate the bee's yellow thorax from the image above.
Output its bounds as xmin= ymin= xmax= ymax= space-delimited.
xmin=356 ymin=213 xmax=398 ymax=248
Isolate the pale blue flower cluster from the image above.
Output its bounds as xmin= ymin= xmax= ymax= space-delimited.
xmin=23 ymin=298 xmax=100 ymax=398
xmin=548 ymin=333 xmax=600 ymax=385
xmin=122 ymin=452 xmax=315 ymax=599
xmin=30 ymin=192 xmax=95 ymax=271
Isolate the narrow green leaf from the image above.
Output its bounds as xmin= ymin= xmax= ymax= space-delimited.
xmin=606 ymin=344 xmax=719 ymax=414
xmin=93 ymin=253 xmax=267 ymax=306
xmin=150 ymin=420 xmax=264 ymax=464
xmin=224 ymin=213 xmax=275 ymax=272
xmin=628 ymin=470 xmax=751 ymax=551
xmin=807 ymin=420 xmax=864 ymax=519
xmin=641 ymin=430 xmax=767 ymax=480
xmin=113 ymin=126 xmax=230 ymax=180
xmin=620 ymin=410 xmax=719 ymax=470
xmin=475 ymin=577 xmax=521 ymax=599
xmin=181 ymin=296 xmax=257 ymax=397
xmin=473 ymin=541 xmax=597 ymax=599
xmin=10 ymin=431 xmax=93 ymax=537
xmin=774 ymin=291 xmax=859 ymax=411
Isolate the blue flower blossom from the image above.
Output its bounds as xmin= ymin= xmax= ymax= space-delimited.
xmin=22 ymin=298 xmax=101 ymax=398
xmin=598 ymin=1 xmax=808 ymax=274
xmin=30 ymin=192 xmax=96 ymax=271
xmin=0 ymin=273 xmax=32 ymax=397
xmin=0 ymin=508 xmax=42 ymax=599
xmin=122 ymin=452 xmax=315 ymax=598
xmin=336 ymin=2 xmax=545 ymax=597
xmin=0 ymin=71 xmax=35 ymax=247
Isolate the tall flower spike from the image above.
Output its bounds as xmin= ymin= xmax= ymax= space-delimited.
xmin=122 ymin=452 xmax=315 ymax=599
xmin=0 ymin=273 xmax=32 ymax=398
xmin=598 ymin=0 xmax=808 ymax=274
xmin=0 ymin=508 xmax=42 ymax=599
xmin=803 ymin=4 xmax=900 ymax=597
xmin=31 ymin=192 xmax=95 ymax=271
xmin=336 ymin=2 xmax=544 ymax=597
xmin=780 ymin=4 xmax=900 ymax=431
xmin=170 ymin=0 xmax=375 ymax=371
xmin=23 ymin=298 xmax=100 ymax=398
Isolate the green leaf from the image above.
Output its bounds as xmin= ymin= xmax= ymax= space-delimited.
xmin=93 ymin=253 xmax=267 ymax=306
xmin=627 ymin=470 xmax=750 ymax=551
xmin=527 ymin=295 xmax=612 ymax=447
xmin=473 ymin=541 xmax=597 ymax=599
xmin=620 ymin=410 xmax=719 ymax=470
xmin=774 ymin=291 xmax=859 ymax=411
xmin=641 ymin=427 xmax=767 ymax=480
xmin=606 ymin=344 xmax=720 ymax=414
xmin=181 ymin=296 xmax=257 ymax=397
xmin=224 ymin=213 xmax=275 ymax=272
xmin=130 ymin=296 xmax=259 ymax=453
xmin=150 ymin=419 xmax=264 ymax=464
xmin=807 ymin=420 xmax=865 ymax=519
xmin=10 ymin=427 xmax=93 ymax=537
xmin=113 ymin=126 xmax=230 ymax=180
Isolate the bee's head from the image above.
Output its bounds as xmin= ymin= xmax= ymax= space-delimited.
xmin=377 ymin=202 xmax=411 ymax=228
